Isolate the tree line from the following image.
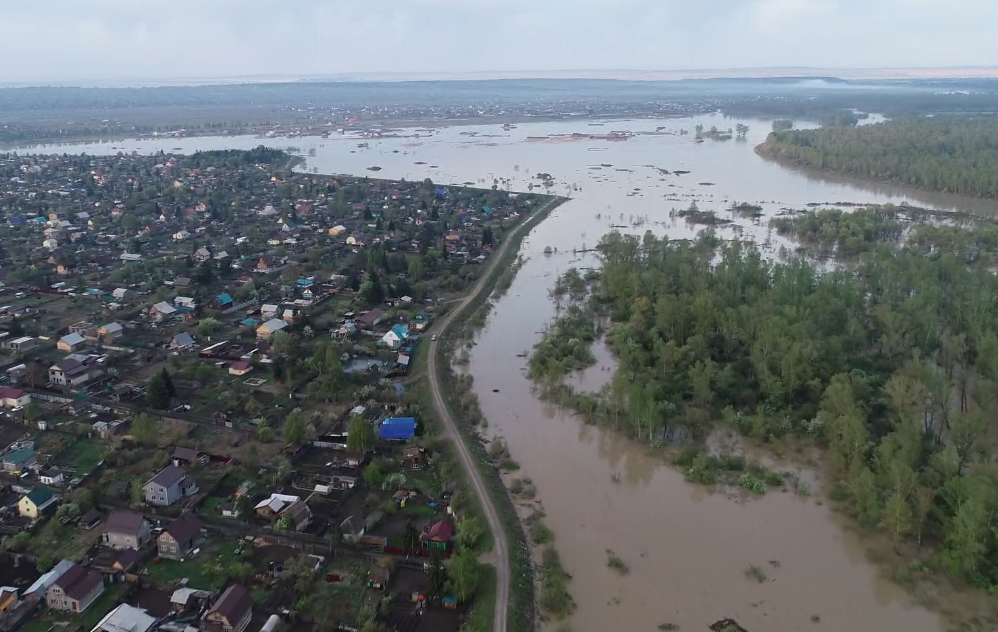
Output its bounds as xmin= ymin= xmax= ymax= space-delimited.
xmin=759 ymin=115 xmax=998 ymax=198
xmin=531 ymin=222 xmax=998 ymax=590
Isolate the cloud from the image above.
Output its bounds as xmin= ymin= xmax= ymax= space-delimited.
xmin=0 ymin=0 xmax=996 ymax=83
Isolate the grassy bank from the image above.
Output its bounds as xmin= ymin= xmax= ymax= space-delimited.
xmin=428 ymin=194 xmax=566 ymax=632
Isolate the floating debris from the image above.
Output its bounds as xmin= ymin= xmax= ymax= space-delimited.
xmin=367 ymin=166 xmax=382 ymax=171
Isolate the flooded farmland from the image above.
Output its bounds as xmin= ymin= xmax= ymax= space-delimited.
xmin=29 ymin=114 xmax=995 ymax=632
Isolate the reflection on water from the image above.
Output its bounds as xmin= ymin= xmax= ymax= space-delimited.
xmin=27 ymin=115 xmax=970 ymax=632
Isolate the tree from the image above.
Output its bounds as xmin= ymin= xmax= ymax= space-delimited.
xmin=363 ymin=463 xmax=384 ymax=488
xmin=403 ymin=520 xmax=419 ymax=555
xmin=426 ymin=550 xmax=448 ymax=600
xmin=131 ymin=413 xmax=157 ymax=446
xmin=481 ymin=226 xmax=494 ymax=247
xmin=347 ymin=416 xmax=375 ymax=454
xmin=276 ymin=514 xmax=294 ymax=531
xmin=72 ymin=488 xmax=94 ymax=510
xmin=455 ymin=516 xmax=484 ymax=551
xmin=881 ymin=494 xmax=912 ymax=553
xmin=360 ymin=271 xmax=384 ymax=304
xmin=145 ymin=373 xmax=170 ymax=409
xmin=408 ymin=258 xmax=425 ymax=282
xmin=160 ymin=367 xmax=177 ymax=397
xmin=197 ymin=317 xmax=222 ymax=336
xmin=449 ymin=549 xmax=482 ymax=602
xmin=284 ymin=409 xmax=308 ymax=444
xmin=258 ymin=425 xmax=275 ymax=443
xmin=282 ymin=263 xmax=301 ymax=283
xmin=195 ymin=363 xmax=218 ymax=383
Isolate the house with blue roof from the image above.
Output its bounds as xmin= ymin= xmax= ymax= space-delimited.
xmin=240 ymin=318 xmax=259 ymax=328
xmin=211 ymin=293 xmax=234 ymax=310
xmin=379 ymin=417 xmax=416 ymax=441
xmin=381 ymin=324 xmax=409 ymax=349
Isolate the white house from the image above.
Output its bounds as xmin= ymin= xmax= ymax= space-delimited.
xmin=43 ymin=238 xmax=59 ymax=251
xmin=149 ymin=302 xmax=178 ymax=321
xmin=261 ymin=305 xmax=279 ymax=320
xmin=173 ymin=230 xmax=191 ymax=240
xmin=174 ymin=297 xmax=196 ymax=309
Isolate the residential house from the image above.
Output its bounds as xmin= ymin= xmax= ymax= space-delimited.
xmin=149 ymin=302 xmax=178 ymax=321
xmin=143 ymin=466 xmax=198 ymax=507
xmin=379 ymin=417 xmax=416 ymax=441
xmin=228 ymin=361 xmax=252 ymax=376
xmin=112 ymin=288 xmax=135 ymax=302
xmin=171 ymin=587 xmax=212 ymax=614
xmin=328 ymin=224 xmax=347 ymax=236
xmin=421 ymin=519 xmax=454 ymax=551
xmin=257 ymin=255 xmax=274 ymax=272
xmin=211 ymin=294 xmax=234 ymax=310
xmin=366 ymin=566 xmax=390 ymax=590
xmin=68 ymin=322 xmax=97 ymax=337
xmin=193 ymin=247 xmax=212 ymax=262
xmin=170 ymin=332 xmax=196 ymax=351
xmin=282 ymin=309 xmax=296 ymax=324
xmin=206 ymin=584 xmax=253 ymax=632
xmin=120 ymin=253 xmax=143 ymax=263
xmin=39 ymin=468 xmax=65 ymax=486
xmin=339 ymin=510 xmax=384 ymax=545
xmin=102 ymin=511 xmax=152 ymax=550
xmin=174 ymin=297 xmax=196 ymax=309
xmin=278 ymin=501 xmax=311 ymax=532
xmin=23 ymin=559 xmax=74 ymax=603
xmin=381 ymin=324 xmax=409 ymax=349
xmin=357 ymin=308 xmax=385 ymax=329
xmin=46 ymin=563 xmax=104 ymax=613
xmin=19 ymin=488 xmax=58 ymax=520
xmin=3 ymin=448 xmax=37 ymax=473
xmin=49 ymin=357 xmax=99 ymax=387
xmin=173 ymin=277 xmax=192 ymax=289
xmin=412 ymin=311 xmax=431 ymax=331
xmin=96 ymin=323 xmax=123 ymax=343
xmin=0 ymin=386 xmax=30 ymax=408
xmin=3 ymin=336 xmax=37 ymax=352
xmin=173 ymin=230 xmax=191 ymax=241
xmin=171 ymin=447 xmax=207 ymax=468
xmin=256 ymin=319 xmax=288 ymax=340
xmin=157 ymin=512 xmax=203 ymax=560
xmin=260 ymin=304 xmax=279 ymax=320
xmin=43 ymin=238 xmax=58 ymax=251
xmin=92 ymin=604 xmax=158 ymax=632
xmin=254 ymin=493 xmax=299 ymax=520
xmin=402 ymin=446 xmax=424 ymax=471
xmin=57 ymin=333 xmax=86 ymax=353
xmin=0 ymin=586 xmax=19 ymax=613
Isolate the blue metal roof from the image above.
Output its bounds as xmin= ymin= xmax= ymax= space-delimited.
xmin=379 ymin=417 xmax=416 ymax=440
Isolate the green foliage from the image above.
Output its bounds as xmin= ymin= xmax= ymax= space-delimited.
xmin=456 ymin=516 xmax=485 ymax=551
xmin=258 ymin=425 xmax=274 ymax=443
xmin=528 ymin=301 xmax=598 ymax=382
xmin=283 ymin=409 xmax=307 ymax=444
xmin=539 ymin=547 xmax=575 ymax=619
xmin=605 ymin=549 xmax=629 ymax=575
xmin=450 ymin=549 xmax=483 ymax=602
xmin=531 ymin=521 xmax=554 ymax=545
xmin=145 ymin=373 xmax=170 ymax=409
xmin=131 ymin=413 xmax=157 ymax=446
xmin=363 ymin=463 xmax=385 ymax=488
xmin=760 ymin=116 xmax=998 ymax=198
xmin=346 ymin=416 xmax=375 ymax=454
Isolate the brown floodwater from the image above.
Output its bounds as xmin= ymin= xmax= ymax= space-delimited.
xmin=36 ymin=115 xmax=993 ymax=632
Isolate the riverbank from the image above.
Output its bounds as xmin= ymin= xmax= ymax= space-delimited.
xmin=423 ymin=194 xmax=568 ymax=632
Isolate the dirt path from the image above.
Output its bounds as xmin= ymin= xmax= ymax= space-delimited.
xmin=427 ymin=197 xmax=562 ymax=632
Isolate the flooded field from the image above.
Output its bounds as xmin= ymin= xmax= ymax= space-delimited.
xmin=29 ymin=115 xmax=994 ymax=632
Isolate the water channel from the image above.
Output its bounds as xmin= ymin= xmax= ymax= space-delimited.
xmin=25 ymin=115 xmax=997 ymax=632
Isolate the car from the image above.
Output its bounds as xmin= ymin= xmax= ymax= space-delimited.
xmin=431 ymin=334 xmax=438 ymax=341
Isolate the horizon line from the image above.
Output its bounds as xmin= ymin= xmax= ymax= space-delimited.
xmin=3 ymin=65 xmax=998 ymax=89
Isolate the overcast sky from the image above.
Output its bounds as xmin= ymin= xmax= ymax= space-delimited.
xmin=3 ymin=0 xmax=997 ymax=84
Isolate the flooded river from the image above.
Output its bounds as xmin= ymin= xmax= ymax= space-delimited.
xmin=29 ymin=115 xmax=994 ymax=632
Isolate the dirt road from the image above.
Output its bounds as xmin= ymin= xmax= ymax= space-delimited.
xmin=426 ymin=197 xmax=561 ymax=632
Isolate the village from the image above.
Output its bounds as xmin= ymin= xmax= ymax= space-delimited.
xmin=0 ymin=146 xmax=554 ymax=632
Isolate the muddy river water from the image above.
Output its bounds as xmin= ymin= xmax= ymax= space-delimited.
xmin=31 ymin=116 xmax=997 ymax=632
